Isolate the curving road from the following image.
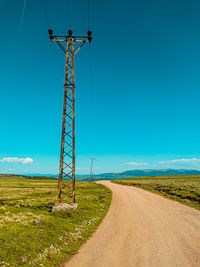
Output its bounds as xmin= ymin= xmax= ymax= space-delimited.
xmin=65 ymin=181 xmax=200 ymax=267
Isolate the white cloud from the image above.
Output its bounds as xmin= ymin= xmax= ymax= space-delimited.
xmin=125 ymin=162 xmax=148 ymax=166
xmin=0 ymin=157 xmax=34 ymax=164
xmin=159 ymin=158 xmax=200 ymax=164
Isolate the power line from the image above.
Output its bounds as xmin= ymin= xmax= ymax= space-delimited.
xmin=66 ymin=0 xmax=72 ymax=29
xmin=18 ymin=0 xmax=27 ymax=38
xmin=40 ymin=0 xmax=64 ymax=77
xmin=40 ymin=0 xmax=51 ymax=28
xmin=89 ymin=45 xmax=94 ymax=111
xmin=88 ymin=0 xmax=90 ymax=30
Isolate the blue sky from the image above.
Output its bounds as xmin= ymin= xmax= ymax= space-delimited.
xmin=1 ymin=0 xmax=200 ymax=174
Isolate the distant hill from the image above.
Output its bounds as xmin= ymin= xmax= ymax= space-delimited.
xmin=77 ymin=169 xmax=200 ymax=181
xmin=2 ymin=169 xmax=200 ymax=181
xmin=0 ymin=174 xmax=57 ymax=180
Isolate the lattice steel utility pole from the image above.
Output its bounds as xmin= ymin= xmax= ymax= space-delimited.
xmin=48 ymin=29 xmax=92 ymax=205
xmin=90 ymin=157 xmax=96 ymax=182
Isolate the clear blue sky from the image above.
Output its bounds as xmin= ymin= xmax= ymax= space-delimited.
xmin=1 ymin=0 xmax=200 ymax=174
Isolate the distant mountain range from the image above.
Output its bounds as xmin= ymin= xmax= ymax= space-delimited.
xmin=12 ymin=169 xmax=200 ymax=181
xmin=77 ymin=169 xmax=200 ymax=181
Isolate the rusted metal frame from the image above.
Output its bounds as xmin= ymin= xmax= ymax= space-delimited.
xmin=63 ymin=171 xmax=72 ymax=177
xmin=67 ymin=71 xmax=72 ymax=78
xmin=62 ymin=186 xmax=72 ymax=192
xmin=66 ymin=96 xmax=72 ymax=102
xmin=63 ymin=156 xmax=72 ymax=162
xmin=65 ymin=130 xmax=72 ymax=135
xmin=65 ymin=148 xmax=73 ymax=154
xmin=64 ymin=143 xmax=73 ymax=155
xmin=64 ymin=146 xmax=73 ymax=152
xmin=65 ymin=82 xmax=72 ymax=87
xmin=66 ymin=104 xmax=72 ymax=112
xmin=63 ymin=183 xmax=72 ymax=189
xmin=66 ymin=90 xmax=72 ymax=98
xmin=60 ymin=191 xmax=68 ymax=196
xmin=63 ymin=163 xmax=72 ymax=169
xmin=66 ymin=111 xmax=72 ymax=118
xmin=64 ymin=152 xmax=72 ymax=158
xmin=67 ymin=58 xmax=72 ymax=66
xmin=74 ymin=41 xmax=86 ymax=55
xmin=65 ymin=130 xmax=72 ymax=137
xmin=65 ymin=121 xmax=72 ymax=131
xmin=63 ymin=185 xmax=72 ymax=190
xmin=66 ymin=113 xmax=72 ymax=120
xmin=63 ymin=168 xmax=72 ymax=174
xmin=63 ymin=162 xmax=72 ymax=169
xmin=52 ymin=38 xmax=89 ymax=43
xmin=57 ymin=39 xmax=70 ymax=205
xmin=66 ymin=108 xmax=72 ymax=116
xmin=74 ymin=42 xmax=84 ymax=53
xmin=64 ymin=143 xmax=72 ymax=148
xmin=56 ymin=41 xmax=66 ymax=53
xmin=62 ymin=171 xmax=72 ymax=177
xmin=64 ymin=129 xmax=72 ymax=136
xmin=64 ymin=150 xmax=72 ymax=156
xmin=66 ymin=118 xmax=72 ymax=123
xmin=63 ymin=173 xmax=73 ymax=179
xmin=64 ymin=151 xmax=73 ymax=157
xmin=51 ymin=35 xmax=89 ymax=40
xmin=63 ymin=167 xmax=72 ymax=172
xmin=68 ymin=73 xmax=72 ymax=79
xmin=71 ymin=38 xmax=76 ymax=204
xmin=55 ymin=35 xmax=88 ymax=205
xmin=65 ymin=134 xmax=72 ymax=140
xmin=62 ymin=183 xmax=72 ymax=189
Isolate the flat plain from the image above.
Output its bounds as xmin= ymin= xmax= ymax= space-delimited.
xmin=0 ymin=175 xmax=112 ymax=266
xmin=113 ymin=175 xmax=200 ymax=210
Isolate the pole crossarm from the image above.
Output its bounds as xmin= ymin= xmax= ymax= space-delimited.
xmin=49 ymin=29 xmax=92 ymax=205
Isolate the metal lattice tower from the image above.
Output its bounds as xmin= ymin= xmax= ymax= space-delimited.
xmin=90 ymin=157 xmax=96 ymax=182
xmin=48 ymin=29 xmax=92 ymax=205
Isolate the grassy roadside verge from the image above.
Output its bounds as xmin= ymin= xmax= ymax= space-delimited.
xmin=0 ymin=176 xmax=112 ymax=266
xmin=112 ymin=175 xmax=200 ymax=211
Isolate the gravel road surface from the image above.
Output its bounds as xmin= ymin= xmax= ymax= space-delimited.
xmin=65 ymin=181 xmax=200 ymax=267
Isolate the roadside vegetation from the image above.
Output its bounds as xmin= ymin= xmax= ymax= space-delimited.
xmin=113 ymin=175 xmax=200 ymax=210
xmin=0 ymin=176 xmax=112 ymax=266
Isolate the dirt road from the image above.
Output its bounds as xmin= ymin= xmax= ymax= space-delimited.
xmin=65 ymin=181 xmax=200 ymax=267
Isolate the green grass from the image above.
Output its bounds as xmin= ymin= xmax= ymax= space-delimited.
xmin=0 ymin=176 xmax=112 ymax=266
xmin=112 ymin=175 xmax=200 ymax=210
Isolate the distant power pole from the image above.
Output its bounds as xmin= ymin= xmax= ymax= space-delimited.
xmin=48 ymin=29 xmax=92 ymax=205
xmin=90 ymin=157 xmax=96 ymax=182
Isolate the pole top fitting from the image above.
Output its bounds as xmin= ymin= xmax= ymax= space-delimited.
xmin=68 ymin=29 xmax=73 ymax=36
xmin=88 ymin=30 xmax=92 ymax=42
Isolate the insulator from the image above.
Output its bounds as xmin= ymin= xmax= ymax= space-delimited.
xmin=88 ymin=30 xmax=92 ymax=42
xmin=48 ymin=29 xmax=53 ymax=35
xmin=48 ymin=29 xmax=53 ymax=40
xmin=68 ymin=29 xmax=73 ymax=36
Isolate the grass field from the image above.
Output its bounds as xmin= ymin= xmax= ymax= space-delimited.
xmin=0 ymin=176 xmax=112 ymax=267
xmin=113 ymin=175 xmax=200 ymax=210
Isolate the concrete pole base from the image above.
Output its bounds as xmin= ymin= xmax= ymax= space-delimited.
xmin=52 ymin=203 xmax=78 ymax=212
